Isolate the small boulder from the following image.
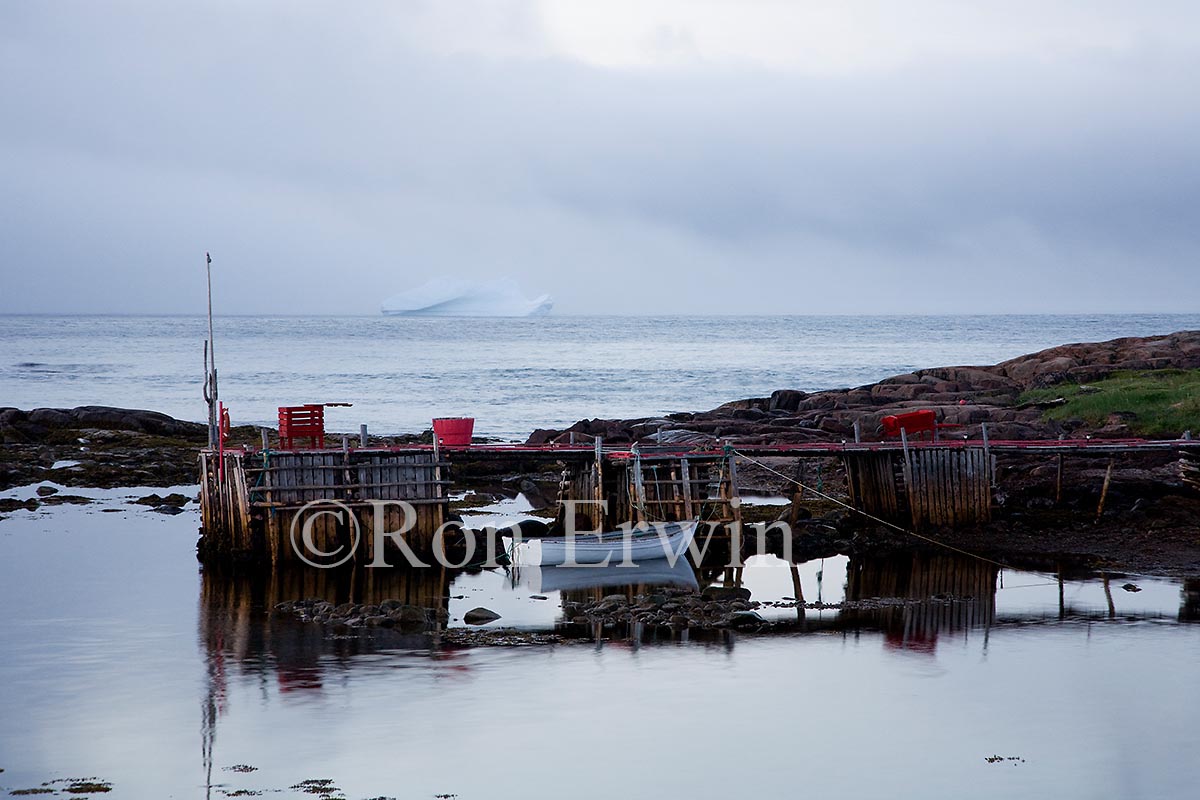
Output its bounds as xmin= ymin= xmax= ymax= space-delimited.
xmin=729 ymin=610 xmax=765 ymax=629
xmin=463 ymin=607 xmax=502 ymax=625
xmin=393 ymin=605 xmax=428 ymax=624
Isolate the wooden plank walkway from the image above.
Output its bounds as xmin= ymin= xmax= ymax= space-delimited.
xmin=239 ymin=437 xmax=1200 ymax=461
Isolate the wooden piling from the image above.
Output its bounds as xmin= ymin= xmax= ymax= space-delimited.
xmin=679 ymin=458 xmax=695 ymax=520
xmin=1096 ymin=459 xmax=1115 ymax=522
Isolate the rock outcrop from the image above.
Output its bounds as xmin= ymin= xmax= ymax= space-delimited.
xmin=0 ymin=406 xmax=208 ymax=490
xmin=525 ymin=330 xmax=1200 ymax=446
xmin=0 ymin=406 xmax=206 ymax=444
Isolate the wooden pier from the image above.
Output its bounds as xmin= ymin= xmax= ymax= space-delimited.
xmin=198 ymin=435 xmax=1200 ymax=565
xmin=551 ymin=444 xmax=742 ymax=532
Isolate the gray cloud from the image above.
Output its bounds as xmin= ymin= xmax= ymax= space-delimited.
xmin=2 ymin=1 xmax=1198 ymax=314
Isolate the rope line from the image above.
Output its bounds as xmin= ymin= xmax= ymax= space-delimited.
xmin=732 ymin=449 xmax=1037 ymax=576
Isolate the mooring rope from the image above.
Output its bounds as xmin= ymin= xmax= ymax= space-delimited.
xmin=732 ymin=449 xmax=1030 ymax=575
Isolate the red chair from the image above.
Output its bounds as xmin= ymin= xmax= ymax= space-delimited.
xmin=881 ymin=409 xmax=963 ymax=441
xmin=881 ymin=410 xmax=938 ymax=440
xmin=278 ymin=405 xmax=325 ymax=449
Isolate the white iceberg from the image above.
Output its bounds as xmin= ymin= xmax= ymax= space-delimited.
xmin=380 ymin=277 xmax=553 ymax=317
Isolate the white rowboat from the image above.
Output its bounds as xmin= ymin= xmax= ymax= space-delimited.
xmin=518 ymin=520 xmax=699 ymax=566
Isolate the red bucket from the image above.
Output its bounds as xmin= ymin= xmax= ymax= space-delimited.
xmin=433 ymin=417 xmax=475 ymax=447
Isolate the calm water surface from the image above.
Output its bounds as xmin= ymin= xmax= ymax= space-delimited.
xmin=3 ymin=314 xmax=1199 ymax=438
xmin=1 ymin=487 xmax=1198 ymax=798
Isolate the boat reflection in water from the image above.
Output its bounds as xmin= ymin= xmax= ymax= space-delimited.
xmin=518 ymin=559 xmax=700 ymax=594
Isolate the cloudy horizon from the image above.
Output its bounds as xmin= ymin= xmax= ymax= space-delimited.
xmin=2 ymin=1 xmax=1198 ymax=315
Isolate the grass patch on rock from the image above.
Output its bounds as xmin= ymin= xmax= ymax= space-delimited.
xmin=1020 ymin=369 xmax=1200 ymax=438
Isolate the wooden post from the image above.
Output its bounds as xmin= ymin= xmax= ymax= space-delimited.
xmin=981 ymin=422 xmax=993 ymax=487
xmin=900 ymin=428 xmax=914 ymax=522
xmin=360 ymin=424 xmax=368 ymax=448
xmin=726 ymin=449 xmax=742 ymax=527
xmin=432 ymin=441 xmax=446 ymax=551
xmin=1057 ymin=564 xmax=1065 ymax=619
xmin=594 ymin=436 xmax=604 ymax=528
xmin=790 ymin=563 xmax=805 ymax=602
xmin=852 ymin=420 xmax=861 ymax=444
xmin=204 ymin=253 xmax=219 ymax=451
xmin=1055 ymin=453 xmax=1064 ymax=506
xmin=632 ymin=445 xmax=647 ymax=523
xmin=1096 ymin=459 xmax=1115 ymax=522
xmin=261 ymin=428 xmax=269 ymax=451
xmin=680 ymin=457 xmax=695 ymax=520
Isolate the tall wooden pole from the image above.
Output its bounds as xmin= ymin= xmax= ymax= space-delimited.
xmin=206 ymin=252 xmax=219 ymax=450
xmin=1096 ymin=459 xmax=1115 ymax=522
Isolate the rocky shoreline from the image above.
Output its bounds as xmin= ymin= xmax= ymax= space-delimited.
xmin=526 ymin=330 xmax=1200 ymax=446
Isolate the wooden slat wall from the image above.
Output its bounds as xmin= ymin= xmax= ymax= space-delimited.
xmin=845 ymin=449 xmax=991 ymax=530
xmin=843 ymin=452 xmax=903 ymax=521
xmin=199 ymin=449 xmax=451 ymax=565
xmin=903 ymin=447 xmax=991 ymax=529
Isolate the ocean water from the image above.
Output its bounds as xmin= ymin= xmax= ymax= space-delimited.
xmin=2 ymin=314 xmax=1198 ymax=439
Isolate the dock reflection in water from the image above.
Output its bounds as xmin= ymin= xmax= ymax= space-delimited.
xmin=842 ymin=553 xmax=999 ymax=652
xmin=8 ymin=494 xmax=1200 ymax=797
xmin=198 ymin=548 xmax=1199 ymax=702
xmin=191 ymin=549 xmax=1200 ymax=798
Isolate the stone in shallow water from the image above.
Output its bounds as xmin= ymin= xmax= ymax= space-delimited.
xmin=729 ymin=610 xmax=765 ymax=629
xmin=463 ymin=607 xmax=501 ymax=625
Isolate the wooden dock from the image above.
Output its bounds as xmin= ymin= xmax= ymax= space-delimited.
xmin=199 ymin=447 xmax=449 ymax=564
xmin=198 ymin=435 xmax=1200 ymax=565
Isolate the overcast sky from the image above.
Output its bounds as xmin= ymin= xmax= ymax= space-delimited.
xmin=2 ymin=1 xmax=1198 ymax=315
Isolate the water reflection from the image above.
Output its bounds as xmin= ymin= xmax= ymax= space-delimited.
xmin=187 ymin=550 xmax=1200 ymax=798
xmin=843 ymin=553 xmax=999 ymax=652
xmin=199 ymin=565 xmax=451 ymax=692
xmin=519 ymin=559 xmax=699 ymax=594
xmin=8 ymin=500 xmax=1200 ymax=798
xmin=1182 ymin=579 xmax=1200 ymax=621
xmin=198 ymin=565 xmax=453 ymax=796
xmin=197 ymin=555 xmax=1200 ymax=690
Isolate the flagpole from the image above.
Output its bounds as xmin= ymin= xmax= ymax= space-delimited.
xmin=206 ymin=252 xmax=218 ymax=450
